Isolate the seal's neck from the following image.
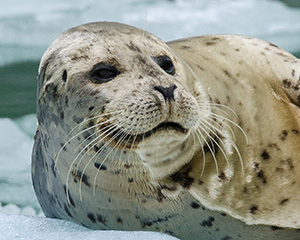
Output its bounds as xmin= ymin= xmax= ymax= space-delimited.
xmin=135 ymin=134 xmax=198 ymax=180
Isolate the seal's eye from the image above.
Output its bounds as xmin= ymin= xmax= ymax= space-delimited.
xmin=152 ymin=55 xmax=175 ymax=75
xmin=90 ymin=62 xmax=120 ymax=83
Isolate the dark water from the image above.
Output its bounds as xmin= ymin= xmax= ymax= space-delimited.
xmin=0 ymin=61 xmax=39 ymax=119
xmin=1 ymin=51 xmax=299 ymax=119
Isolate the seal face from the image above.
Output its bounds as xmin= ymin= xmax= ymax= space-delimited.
xmin=32 ymin=22 xmax=300 ymax=240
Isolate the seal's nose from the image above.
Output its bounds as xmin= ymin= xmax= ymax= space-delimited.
xmin=154 ymin=84 xmax=177 ymax=101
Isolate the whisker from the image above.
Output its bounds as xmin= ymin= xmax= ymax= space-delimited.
xmin=199 ymin=120 xmax=230 ymax=168
xmin=78 ymin=120 xmax=130 ymax=200
xmin=65 ymin=120 xmax=125 ymax=203
xmin=55 ymin=113 xmax=122 ymax=167
xmin=209 ymin=102 xmax=238 ymax=118
xmin=193 ymin=129 xmax=207 ymax=176
xmin=210 ymin=112 xmax=248 ymax=144
xmin=196 ymin=128 xmax=219 ymax=176
xmin=74 ymin=121 xmax=122 ymax=173
xmin=210 ymin=106 xmax=232 ymax=118
xmin=73 ymin=121 xmax=119 ymax=157
xmin=68 ymin=110 xmax=123 ymax=135
xmin=202 ymin=113 xmax=245 ymax=173
xmin=92 ymin=126 xmax=131 ymax=195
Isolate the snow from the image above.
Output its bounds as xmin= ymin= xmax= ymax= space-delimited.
xmin=0 ymin=212 xmax=179 ymax=240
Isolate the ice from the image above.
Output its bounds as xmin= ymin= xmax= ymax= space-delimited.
xmin=0 ymin=117 xmax=39 ymax=210
xmin=0 ymin=212 xmax=179 ymax=240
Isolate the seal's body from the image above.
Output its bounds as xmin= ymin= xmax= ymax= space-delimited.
xmin=32 ymin=22 xmax=300 ymax=240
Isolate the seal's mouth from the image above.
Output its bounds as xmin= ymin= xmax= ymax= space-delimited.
xmin=99 ymin=121 xmax=187 ymax=149
xmin=144 ymin=122 xmax=187 ymax=137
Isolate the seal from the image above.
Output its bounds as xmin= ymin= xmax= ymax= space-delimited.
xmin=32 ymin=22 xmax=300 ymax=240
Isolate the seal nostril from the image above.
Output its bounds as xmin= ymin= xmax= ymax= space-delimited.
xmin=154 ymin=84 xmax=177 ymax=101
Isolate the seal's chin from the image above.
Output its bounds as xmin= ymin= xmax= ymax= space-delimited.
xmin=99 ymin=121 xmax=188 ymax=149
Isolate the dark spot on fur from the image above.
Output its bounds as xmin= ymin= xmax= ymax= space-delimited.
xmin=170 ymin=166 xmax=194 ymax=188
xmin=140 ymin=219 xmax=153 ymax=228
xmin=226 ymin=95 xmax=230 ymax=103
xmin=117 ymin=217 xmax=123 ymax=224
xmin=65 ymin=95 xmax=69 ymax=106
xmin=62 ymin=70 xmax=67 ymax=83
xmin=257 ymin=170 xmax=267 ymax=184
xmin=261 ymin=150 xmax=270 ymax=160
xmin=250 ymin=205 xmax=258 ymax=214
xmin=271 ymin=226 xmax=283 ymax=231
xmin=127 ymin=41 xmax=142 ymax=53
xmin=203 ymin=134 xmax=220 ymax=155
xmin=205 ymin=41 xmax=217 ymax=46
xmin=52 ymin=85 xmax=58 ymax=99
xmin=276 ymin=158 xmax=295 ymax=172
xmin=63 ymin=186 xmax=76 ymax=207
xmin=196 ymin=64 xmax=204 ymax=71
xmin=128 ymin=177 xmax=134 ymax=183
xmin=64 ymin=204 xmax=73 ymax=218
xmin=279 ymin=130 xmax=288 ymax=141
xmin=94 ymin=162 xmax=107 ymax=170
xmin=283 ymin=79 xmax=291 ymax=88
xmin=97 ymin=214 xmax=107 ymax=226
xmin=269 ymin=43 xmax=279 ymax=48
xmin=221 ymin=236 xmax=232 ymax=240
xmin=223 ymin=69 xmax=232 ymax=77
xmin=179 ymin=45 xmax=191 ymax=49
xmin=221 ymin=212 xmax=227 ymax=216
xmin=83 ymin=131 xmax=92 ymax=140
xmin=280 ymin=198 xmax=289 ymax=205
xmin=200 ymin=216 xmax=215 ymax=227
xmin=140 ymin=215 xmax=174 ymax=228
xmin=156 ymin=188 xmax=166 ymax=202
xmin=137 ymin=55 xmax=147 ymax=66
xmin=198 ymin=180 xmax=204 ymax=185
xmin=260 ymin=51 xmax=266 ymax=56
xmin=218 ymin=172 xmax=227 ymax=181
xmin=94 ymin=145 xmax=100 ymax=152
xmin=73 ymin=171 xmax=91 ymax=187
xmin=254 ymin=162 xmax=260 ymax=171
xmin=88 ymin=106 xmax=95 ymax=111
xmin=191 ymin=201 xmax=201 ymax=209
xmin=205 ymin=37 xmax=221 ymax=46
xmin=291 ymin=69 xmax=295 ymax=77
xmin=50 ymin=160 xmax=57 ymax=178
xmin=124 ymin=163 xmax=132 ymax=168
xmin=292 ymin=129 xmax=299 ymax=134
xmin=87 ymin=213 xmax=96 ymax=223
xmin=267 ymin=143 xmax=281 ymax=151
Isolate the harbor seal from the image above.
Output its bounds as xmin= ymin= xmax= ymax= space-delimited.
xmin=32 ymin=22 xmax=300 ymax=239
